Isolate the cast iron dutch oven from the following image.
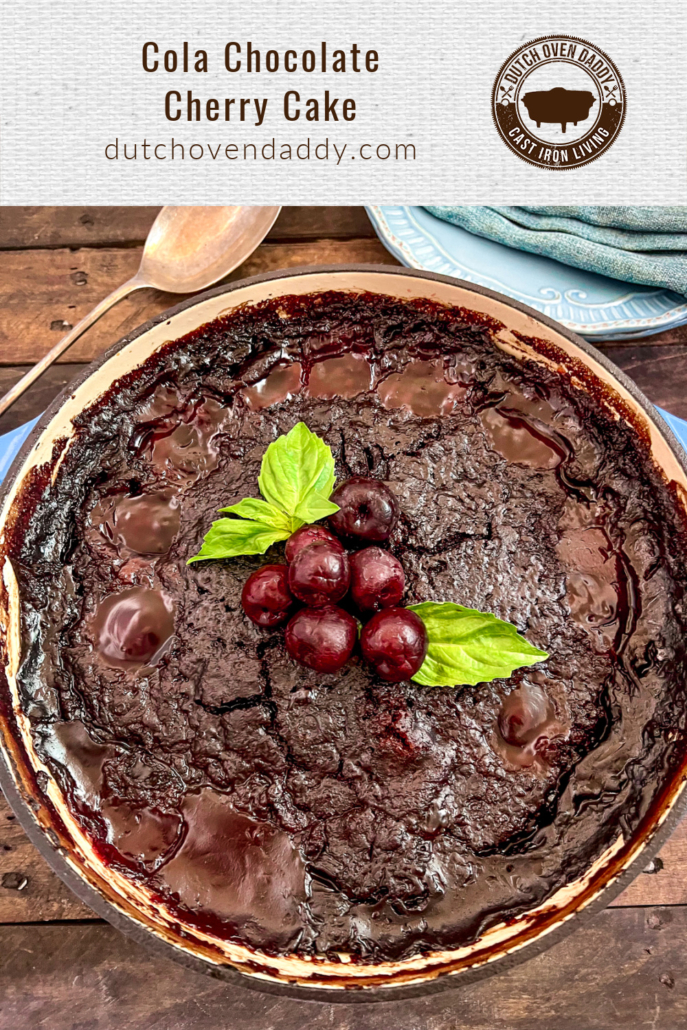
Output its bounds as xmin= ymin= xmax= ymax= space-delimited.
xmin=1 ymin=266 xmax=686 ymax=1001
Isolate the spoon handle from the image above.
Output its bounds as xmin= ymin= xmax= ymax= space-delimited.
xmin=0 ymin=276 xmax=146 ymax=418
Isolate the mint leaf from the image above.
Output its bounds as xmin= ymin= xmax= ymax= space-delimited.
xmin=408 ymin=602 xmax=548 ymax=687
xmin=187 ymin=518 xmax=289 ymax=563
xmin=220 ymin=498 xmax=298 ymax=533
xmin=258 ymin=422 xmax=338 ymax=521
xmin=188 ymin=423 xmax=339 ymax=564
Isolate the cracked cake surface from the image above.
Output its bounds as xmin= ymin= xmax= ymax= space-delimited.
xmin=5 ymin=290 xmax=687 ymax=963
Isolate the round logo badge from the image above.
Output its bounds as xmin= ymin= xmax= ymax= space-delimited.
xmin=492 ymin=35 xmax=625 ymax=170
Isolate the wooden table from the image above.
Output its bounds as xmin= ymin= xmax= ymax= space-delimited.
xmin=1 ymin=206 xmax=687 ymax=1029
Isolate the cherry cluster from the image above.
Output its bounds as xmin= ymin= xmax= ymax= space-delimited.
xmin=240 ymin=477 xmax=428 ymax=682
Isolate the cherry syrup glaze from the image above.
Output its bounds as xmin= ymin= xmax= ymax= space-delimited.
xmin=287 ymin=539 xmax=350 ymax=606
xmin=306 ymin=352 xmax=372 ymax=399
xmin=241 ymin=362 xmax=302 ymax=410
xmin=496 ymin=684 xmax=568 ymax=771
xmin=91 ymin=588 xmax=174 ymax=667
xmin=378 ymin=359 xmax=468 ymax=417
xmin=14 ymin=290 xmax=687 ymax=965
xmin=109 ymin=491 xmax=180 ymax=555
xmin=160 ymin=790 xmax=307 ymax=948
xmin=284 ymin=524 xmax=343 ymax=563
xmin=241 ymin=565 xmax=293 ymax=627
xmin=329 ymin=477 xmax=399 ymax=543
xmin=285 ymin=606 xmax=358 ymax=672
xmin=349 ymin=546 xmax=405 ymax=612
xmin=135 ymin=394 xmax=230 ymax=481
xmin=100 ymin=801 xmax=183 ymax=869
xmin=361 ymin=608 xmax=428 ymax=682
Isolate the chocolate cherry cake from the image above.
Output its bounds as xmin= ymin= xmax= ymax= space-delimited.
xmin=2 ymin=284 xmax=687 ymax=984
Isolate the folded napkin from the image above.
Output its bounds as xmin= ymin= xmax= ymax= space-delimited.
xmin=425 ymin=207 xmax=687 ymax=296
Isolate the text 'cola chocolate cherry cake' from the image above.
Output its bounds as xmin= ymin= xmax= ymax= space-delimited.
xmin=2 ymin=284 xmax=687 ymax=988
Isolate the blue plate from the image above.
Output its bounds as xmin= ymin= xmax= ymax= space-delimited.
xmin=367 ymin=206 xmax=687 ymax=342
xmin=3 ymin=409 xmax=687 ymax=488
xmin=0 ymin=418 xmax=40 ymax=486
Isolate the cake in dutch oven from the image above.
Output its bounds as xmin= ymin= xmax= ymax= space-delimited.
xmin=2 ymin=288 xmax=687 ymax=979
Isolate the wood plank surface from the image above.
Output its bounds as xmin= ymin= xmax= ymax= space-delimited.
xmin=1 ymin=240 xmax=685 ymax=370
xmin=0 ymin=206 xmax=375 ymax=249
xmin=0 ymin=207 xmax=161 ymax=250
xmin=0 ymin=238 xmax=395 ymax=365
xmin=2 ymin=205 xmax=687 ymax=1029
xmin=0 ymin=796 xmax=93 ymax=923
xmin=606 ymin=344 xmax=687 ymax=419
xmin=0 ymin=909 xmax=685 ymax=1030
xmin=0 ymin=365 xmax=87 ymax=436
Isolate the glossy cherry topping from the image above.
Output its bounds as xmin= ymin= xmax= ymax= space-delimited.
xmin=378 ymin=359 xmax=468 ymax=417
xmin=349 ymin=547 xmax=405 ymax=612
xmin=284 ymin=606 xmax=357 ymax=673
xmin=329 ymin=477 xmax=399 ymax=543
xmin=242 ymin=363 xmax=303 ymax=411
xmin=284 ymin=524 xmax=343 ymax=563
xmin=144 ymin=397 xmax=228 ymax=479
xmin=307 ymin=353 xmax=372 ymax=399
xmin=241 ymin=565 xmax=293 ymax=627
xmin=113 ymin=491 xmax=180 ymax=555
xmin=360 ymin=607 xmax=428 ymax=682
xmin=287 ymin=539 xmax=350 ymax=607
xmin=92 ymin=588 xmax=174 ymax=667
xmin=160 ymin=790 xmax=306 ymax=948
xmin=495 ymin=683 xmax=567 ymax=770
xmin=499 ymin=684 xmax=550 ymax=745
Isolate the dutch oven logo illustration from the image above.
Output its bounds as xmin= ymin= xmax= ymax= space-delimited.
xmin=492 ymin=35 xmax=626 ymax=169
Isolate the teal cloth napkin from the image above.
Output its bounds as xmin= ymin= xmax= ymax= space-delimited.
xmin=425 ymin=207 xmax=687 ymax=296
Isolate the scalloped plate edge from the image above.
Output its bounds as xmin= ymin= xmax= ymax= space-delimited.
xmin=366 ymin=205 xmax=687 ymax=340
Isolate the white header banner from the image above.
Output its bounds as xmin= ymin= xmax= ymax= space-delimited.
xmin=1 ymin=0 xmax=685 ymax=203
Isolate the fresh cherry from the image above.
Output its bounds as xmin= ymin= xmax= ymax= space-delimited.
xmin=241 ymin=564 xmax=293 ymax=627
xmin=329 ymin=477 xmax=399 ymax=543
xmin=288 ymin=539 xmax=350 ymax=607
xmin=285 ymin=524 xmax=343 ymax=563
xmin=285 ymin=606 xmax=358 ymax=673
xmin=350 ymin=547 xmax=405 ymax=612
xmin=361 ymin=607 xmax=428 ymax=682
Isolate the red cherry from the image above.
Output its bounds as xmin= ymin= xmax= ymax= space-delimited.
xmin=350 ymin=547 xmax=405 ymax=612
xmin=329 ymin=477 xmax=399 ymax=543
xmin=285 ymin=606 xmax=358 ymax=673
xmin=361 ymin=608 xmax=428 ymax=682
xmin=285 ymin=524 xmax=343 ymax=563
xmin=287 ymin=539 xmax=350 ymax=607
xmin=241 ymin=565 xmax=293 ymax=627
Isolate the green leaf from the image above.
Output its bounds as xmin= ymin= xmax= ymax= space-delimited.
xmin=294 ymin=493 xmax=340 ymax=523
xmin=187 ymin=518 xmax=290 ymax=563
xmin=258 ymin=422 xmax=338 ymax=520
xmin=219 ymin=498 xmax=298 ymax=533
xmin=408 ymin=601 xmax=548 ymax=687
xmin=187 ymin=423 xmax=339 ymax=565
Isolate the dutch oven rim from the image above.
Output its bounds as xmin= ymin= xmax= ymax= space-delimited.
xmin=1 ymin=263 xmax=686 ymax=1004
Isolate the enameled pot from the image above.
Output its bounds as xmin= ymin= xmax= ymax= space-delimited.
xmin=1 ymin=265 xmax=687 ymax=1001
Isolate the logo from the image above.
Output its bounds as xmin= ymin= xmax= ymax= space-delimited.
xmin=492 ymin=35 xmax=625 ymax=170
